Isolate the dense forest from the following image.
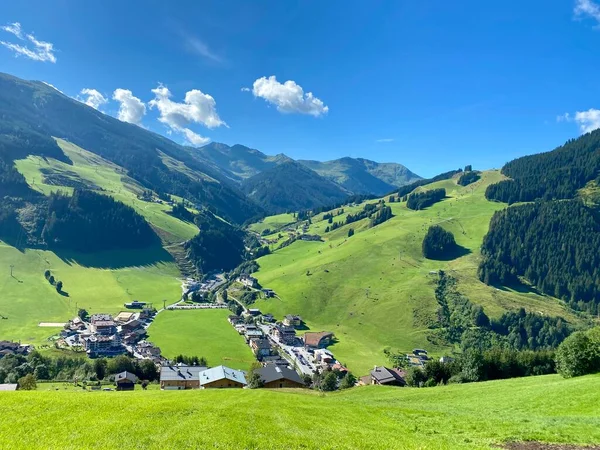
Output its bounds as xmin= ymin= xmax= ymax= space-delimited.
xmin=406 ymin=188 xmax=446 ymax=210
xmin=485 ymin=129 xmax=600 ymax=204
xmin=184 ymin=211 xmax=246 ymax=276
xmin=422 ymin=225 xmax=456 ymax=259
xmin=42 ymin=190 xmax=159 ymax=252
xmin=325 ymin=201 xmax=392 ymax=232
xmin=395 ymin=170 xmax=461 ymax=198
xmin=478 ymin=201 xmax=600 ymax=311
xmin=457 ymin=171 xmax=480 ymax=186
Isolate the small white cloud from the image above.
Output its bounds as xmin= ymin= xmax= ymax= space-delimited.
xmin=112 ymin=88 xmax=146 ymax=126
xmin=575 ymin=0 xmax=600 ymax=25
xmin=79 ymin=88 xmax=108 ymax=110
xmin=245 ymin=75 xmax=329 ymax=117
xmin=149 ymin=84 xmax=225 ymax=146
xmin=185 ymin=36 xmax=223 ymax=63
xmin=42 ymin=81 xmax=63 ymax=94
xmin=0 ymin=21 xmax=57 ymax=63
xmin=558 ymin=108 xmax=600 ymax=133
xmin=376 ymin=138 xmax=394 ymax=143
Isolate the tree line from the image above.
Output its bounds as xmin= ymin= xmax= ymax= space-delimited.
xmin=457 ymin=171 xmax=480 ymax=186
xmin=479 ymin=200 xmax=600 ymax=312
xmin=406 ymin=188 xmax=446 ymax=210
xmin=485 ymin=128 xmax=600 ymax=204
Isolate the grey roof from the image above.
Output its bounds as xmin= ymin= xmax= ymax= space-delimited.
xmin=370 ymin=366 xmax=406 ymax=385
xmin=251 ymin=338 xmax=272 ymax=350
xmin=199 ymin=365 xmax=247 ymax=386
xmin=160 ymin=364 xmax=207 ymax=381
xmin=0 ymin=384 xmax=17 ymax=391
xmin=115 ymin=371 xmax=138 ymax=383
xmin=258 ymin=365 xmax=304 ymax=385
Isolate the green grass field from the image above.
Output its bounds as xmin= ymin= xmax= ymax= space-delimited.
xmin=1 ymin=374 xmax=599 ymax=449
xmin=15 ymin=138 xmax=199 ymax=244
xmin=147 ymin=309 xmax=256 ymax=370
xmin=248 ymin=213 xmax=297 ymax=234
xmin=0 ymin=241 xmax=181 ymax=346
xmin=251 ymin=171 xmax=580 ymax=375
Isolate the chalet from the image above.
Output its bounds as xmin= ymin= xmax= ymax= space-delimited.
xmin=258 ymin=365 xmax=305 ymax=389
xmin=160 ymin=364 xmax=207 ymax=390
xmin=134 ymin=341 xmax=161 ymax=360
xmin=262 ymin=314 xmax=275 ymax=323
xmin=370 ymin=366 xmax=406 ymax=387
xmin=238 ymin=274 xmax=258 ymax=288
xmin=250 ymin=338 xmax=273 ymax=358
xmin=114 ymin=312 xmax=135 ymax=324
xmin=199 ymin=365 xmax=247 ymax=389
xmin=122 ymin=330 xmax=146 ymax=345
xmin=121 ymin=319 xmax=143 ymax=333
xmin=244 ymin=329 xmax=264 ymax=342
xmin=332 ymin=363 xmax=348 ymax=374
xmin=0 ymin=341 xmax=30 ymax=358
xmin=228 ymin=315 xmax=242 ymax=325
xmin=262 ymin=289 xmax=275 ymax=298
xmin=273 ymin=324 xmax=296 ymax=345
xmin=261 ymin=356 xmax=289 ymax=367
xmin=283 ymin=315 xmax=302 ymax=328
xmin=247 ymin=308 xmax=262 ymax=317
xmin=303 ymin=331 xmax=334 ymax=349
xmin=90 ymin=314 xmax=116 ymax=335
xmin=314 ymin=349 xmax=335 ymax=366
xmin=124 ymin=300 xmax=147 ymax=309
xmin=115 ymin=371 xmax=138 ymax=391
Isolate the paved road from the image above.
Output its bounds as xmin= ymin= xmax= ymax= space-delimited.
xmin=258 ymin=324 xmax=316 ymax=376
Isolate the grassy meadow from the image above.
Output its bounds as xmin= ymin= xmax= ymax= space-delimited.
xmin=147 ymin=309 xmax=256 ymax=370
xmin=252 ymin=171 xmax=580 ymax=375
xmin=0 ymin=241 xmax=181 ymax=346
xmin=1 ymin=374 xmax=599 ymax=449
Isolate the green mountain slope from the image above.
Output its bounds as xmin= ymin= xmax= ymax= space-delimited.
xmin=242 ymin=161 xmax=350 ymax=213
xmin=251 ymin=171 xmax=579 ymax=374
xmin=0 ymin=72 xmax=261 ymax=224
xmin=3 ymin=374 xmax=600 ymax=449
xmin=299 ymin=157 xmax=422 ymax=195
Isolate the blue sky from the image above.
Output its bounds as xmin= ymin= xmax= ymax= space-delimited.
xmin=1 ymin=0 xmax=599 ymax=177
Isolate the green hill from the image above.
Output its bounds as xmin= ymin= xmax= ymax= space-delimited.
xmin=300 ymin=157 xmax=422 ymax=195
xmin=2 ymin=374 xmax=600 ymax=449
xmin=251 ymin=171 xmax=580 ymax=374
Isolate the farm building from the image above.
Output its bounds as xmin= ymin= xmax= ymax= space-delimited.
xmin=283 ymin=315 xmax=302 ymax=328
xmin=115 ymin=371 xmax=138 ymax=391
xmin=160 ymin=364 xmax=208 ymax=390
xmin=303 ymin=331 xmax=334 ymax=349
xmin=199 ymin=366 xmax=247 ymax=389
xmin=258 ymin=365 xmax=305 ymax=389
xmin=238 ymin=275 xmax=258 ymax=288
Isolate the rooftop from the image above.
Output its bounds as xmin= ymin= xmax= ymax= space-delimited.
xmin=303 ymin=331 xmax=334 ymax=348
xmin=160 ymin=364 xmax=208 ymax=381
xmin=258 ymin=365 xmax=304 ymax=385
xmin=199 ymin=365 xmax=247 ymax=386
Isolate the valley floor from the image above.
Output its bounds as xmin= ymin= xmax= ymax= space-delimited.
xmin=1 ymin=374 xmax=599 ymax=449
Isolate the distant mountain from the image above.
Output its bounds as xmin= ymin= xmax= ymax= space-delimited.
xmin=242 ymin=161 xmax=350 ymax=213
xmin=0 ymin=72 xmax=262 ymax=225
xmin=188 ymin=142 xmax=292 ymax=182
xmin=299 ymin=157 xmax=421 ymax=195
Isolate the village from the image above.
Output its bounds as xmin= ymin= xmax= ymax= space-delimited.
xmin=0 ymin=272 xmax=433 ymax=392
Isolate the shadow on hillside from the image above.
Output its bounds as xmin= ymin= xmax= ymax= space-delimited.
xmin=427 ymin=244 xmax=472 ymax=261
xmin=53 ymin=245 xmax=175 ymax=269
xmin=493 ymin=281 xmax=544 ymax=296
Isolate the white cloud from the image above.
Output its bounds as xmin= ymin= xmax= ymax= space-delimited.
xmin=0 ymin=21 xmax=57 ymax=63
xmin=148 ymin=84 xmax=225 ymax=146
xmin=575 ymin=0 xmax=600 ymax=25
xmin=79 ymin=88 xmax=108 ymax=110
xmin=246 ymin=76 xmax=329 ymax=117
xmin=185 ymin=36 xmax=223 ymax=63
xmin=42 ymin=81 xmax=63 ymax=94
xmin=112 ymin=88 xmax=146 ymax=126
xmin=558 ymin=108 xmax=600 ymax=133
xmin=376 ymin=138 xmax=394 ymax=143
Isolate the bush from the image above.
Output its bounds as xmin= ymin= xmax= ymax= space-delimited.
xmin=556 ymin=328 xmax=600 ymax=378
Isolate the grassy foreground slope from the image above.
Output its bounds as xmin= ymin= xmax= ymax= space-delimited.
xmin=1 ymin=374 xmax=599 ymax=449
xmin=147 ymin=310 xmax=256 ymax=370
xmin=252 ymin=171 xmax=578 ymax=374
